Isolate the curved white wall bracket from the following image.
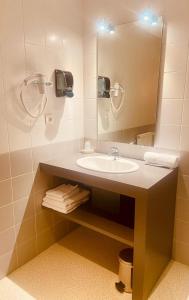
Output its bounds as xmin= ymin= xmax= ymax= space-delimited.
xmin=19 ymin=73 xmax=53 ymax=118
xmin=110 ymin=82 xmax=125 ymax=115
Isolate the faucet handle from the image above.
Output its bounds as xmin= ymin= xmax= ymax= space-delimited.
xmin=111 ymin=146 xmax=119 ymax=152
xmin=110 ymin=146 xmax=120 ymax=160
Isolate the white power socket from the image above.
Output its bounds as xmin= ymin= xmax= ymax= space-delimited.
xmin=45 ymin=113 xmax=54 ymax=125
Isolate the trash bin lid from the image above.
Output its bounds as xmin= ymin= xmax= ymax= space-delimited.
xmin=119 ymin=248 xmax=133 ymax=263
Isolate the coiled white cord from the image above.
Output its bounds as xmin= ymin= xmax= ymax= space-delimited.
xmin=110 ymin=83 xmax=125 ymax=115
xmin=19 ymin=74 xmax=52 ymax=118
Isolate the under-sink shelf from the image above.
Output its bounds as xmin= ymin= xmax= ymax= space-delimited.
xmin=41 ymin=156 xmax=177 ymax=300
xmin=61 ymin=207 xmax=134 ymax=247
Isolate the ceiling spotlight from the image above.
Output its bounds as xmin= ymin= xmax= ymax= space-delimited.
xmin=96 ymin=20 xmax=115 ymax=34
xmin=108 ymin=24 xmax=115 ymax=34
xmin=99 ymin=24 xmax=106 ymax=31
xmin=140 ymin=10 xmax=159 ymax=26
xmin=141 ymin=11 xmax=151 ymax=23
xmin=151 ymin=15 xmax=158 ymax=26
xmin=143 ymin=15 xmax=150 ymax=21
xmin=97 ymin=20 xmax=108 ymax=33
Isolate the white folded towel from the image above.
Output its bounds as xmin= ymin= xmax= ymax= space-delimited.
xmin=43 ymin=189 xmax=90 ymax=208
xmin=46 ymin=184 xmax=79 ymax=200
xmin=144 ymin=152 xmax=179 ymax=169
xmin=43 ymin=184 xmax=90 ymax=214
xmin=43 ymin=196 xmax=88 ymax=211
xmin=42 ymin=197 xmax=89 ymax=214
xmin=46 ymin=187 xmax=81 ymax=203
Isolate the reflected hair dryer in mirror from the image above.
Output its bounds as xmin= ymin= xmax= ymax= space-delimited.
xmin=98 ymin=76 xmax=110 ymax=98
xmin=55 ymin=69 xmax=74 ymax=98
xmin=97 ymin=19 xmax=163 ymax=145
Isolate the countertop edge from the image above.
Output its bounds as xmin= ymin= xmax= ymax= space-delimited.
xmin=40 ymin=159 xmax=176 ymax=198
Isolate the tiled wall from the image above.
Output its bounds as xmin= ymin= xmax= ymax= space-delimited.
xmin=1 ymin=0 xmax=189 ymax=279
xmin=83 ymin=0 xmax=189 ymax=265
xmin=0 ymin=0 xmax=84 ymax=278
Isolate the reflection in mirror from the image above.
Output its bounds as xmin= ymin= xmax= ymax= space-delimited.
xmin=97 ymin=19 xmax=163 ymax=147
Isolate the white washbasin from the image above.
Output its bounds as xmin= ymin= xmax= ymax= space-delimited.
xmin=76 ymin=155 xmax=139 ymax=174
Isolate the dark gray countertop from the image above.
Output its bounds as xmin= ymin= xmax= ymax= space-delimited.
xmin=40 ymin=153 xmax=175 ymax=197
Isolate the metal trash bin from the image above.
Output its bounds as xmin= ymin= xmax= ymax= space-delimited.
xmin=115 ymin=248 xmax=133 ymax=294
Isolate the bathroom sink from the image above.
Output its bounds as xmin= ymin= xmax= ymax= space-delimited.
xmin=76 ymin=155 xmax=139 ymax=174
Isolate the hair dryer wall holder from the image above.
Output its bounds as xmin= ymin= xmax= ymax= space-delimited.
xmin=19 ymin=73 xmax=52 ymax=118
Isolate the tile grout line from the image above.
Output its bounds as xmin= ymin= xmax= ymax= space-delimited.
xmin=179 ymin=40 xmax=189 ymax=150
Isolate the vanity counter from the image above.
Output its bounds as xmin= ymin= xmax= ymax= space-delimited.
xmin=40 ymin=153 xmax=178 ymax=300
xmin=40 ymin=153 xmax=176 ymax=198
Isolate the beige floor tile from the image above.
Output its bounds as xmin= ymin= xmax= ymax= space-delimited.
xmin=0 ymin=227 xmax=189 ymax=300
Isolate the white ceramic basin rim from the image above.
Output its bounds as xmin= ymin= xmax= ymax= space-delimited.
xmin=76 ymin=155 xmax=139 ymax=174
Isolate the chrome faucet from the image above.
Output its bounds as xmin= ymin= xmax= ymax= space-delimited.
xmin=111 ymin=146 xmax=120 ymax=160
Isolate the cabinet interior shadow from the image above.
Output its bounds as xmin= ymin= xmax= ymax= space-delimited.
xmin=82 ymin=187 xmax=135 ymax=229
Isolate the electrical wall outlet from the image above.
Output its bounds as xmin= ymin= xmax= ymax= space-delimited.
xmin=45 ymin=113 xmax=54 ymax=125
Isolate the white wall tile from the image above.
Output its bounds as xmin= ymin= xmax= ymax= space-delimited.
xmin=84 ymin=53 xmax=97 ymax=79
xmin=184 ymin=68 xmax=189 ymax=99
xmin=74 ymin=118 xmax=84 ymax=140
xmin=0 ymin=0 xmax=24 ymax=44
xmin=22 ymin=0 xmax=46 ymax=46
xmin=0 ymin=180 xmax=13 ymax=208
xmin=175 ymin=197 xmax=189 ymax=223
xmin=31 ymin=117 xmax=51 ymax=147
xmin=182 ymin=100 xmax=189 ymax=126
xmin=156 ymin=125 xmax=181 ymax=150
xmin=0 ymin=228 xmax=15 ymax=256
xmin=162 ymin=72 xmax=186 ymax=99
xmin=84 ymin=118 xmax=97 ymax=140
xmin=0 ymin=249 xmax=17 ymax=279
xmin=25 ymin=44 xmax=47 ymax=75
xmin=0 ymin=115 xmax=9 ymax=155
xmin=173 ymin=240 xmax=189 ymax=266
xmin=57 ymin=119 xmax=75 ymax=142
xmin=0 ymin=205 xmax=14 ymax=232
xmin=45 ymin=19 xmax=63 ymax=49
xmin=84 ymin=99 xmax=97 ymax=119
xmin=180 ymin=126 xmax=189 ymax=151
xmin=84 ymin=76 xmax=97 ymax=99
xmin=12 ymin=173 xmax=34 ymax=201
xmin=174 ymin=219 xmax=189 ymax=244
xmin=160 ymin=99 xmax=183 ymax=125
xmin=8 ymin=123 xmax=32 ymax=152
xmin=165 ymin=17 xmax=189 ymax=45
xmin=177 ymin=174 xmax=189 ymax=199
xmin=84 ymin=35 xmax=97 ymax=56
xmin=164 ymin=42 xmax=189 ymax=73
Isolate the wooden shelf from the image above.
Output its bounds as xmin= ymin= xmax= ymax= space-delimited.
xmin=62 ymin=207 xmax=134 ymax=247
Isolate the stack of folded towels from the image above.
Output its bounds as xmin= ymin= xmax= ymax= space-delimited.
xmin=42 ymin=184 xmax=90 ymax=214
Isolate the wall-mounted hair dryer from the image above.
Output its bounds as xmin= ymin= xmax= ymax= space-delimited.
xmin=98 ymin=76 xmax=110 ymax=98
xmin=55 ymin=69 xmax=74 ymax=98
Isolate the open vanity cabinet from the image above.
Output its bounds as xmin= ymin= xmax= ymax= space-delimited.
xmin=41 ymin=155 xmax=178 ymax=300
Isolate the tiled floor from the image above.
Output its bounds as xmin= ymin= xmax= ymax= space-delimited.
xmin=149 ymin=261 xmax=189 ymax=300
xmin=0 ymin=227 xmax=189 ymax=300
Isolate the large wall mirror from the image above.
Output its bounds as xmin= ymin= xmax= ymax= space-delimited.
xmin=97 ymin=19 xmax=163 ymax=146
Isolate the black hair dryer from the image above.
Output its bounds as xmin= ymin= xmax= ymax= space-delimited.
xmin=98 ymin=76 xmax=110 ymax=98
xmin=55 ymin=69 xmax=74 ymax=98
